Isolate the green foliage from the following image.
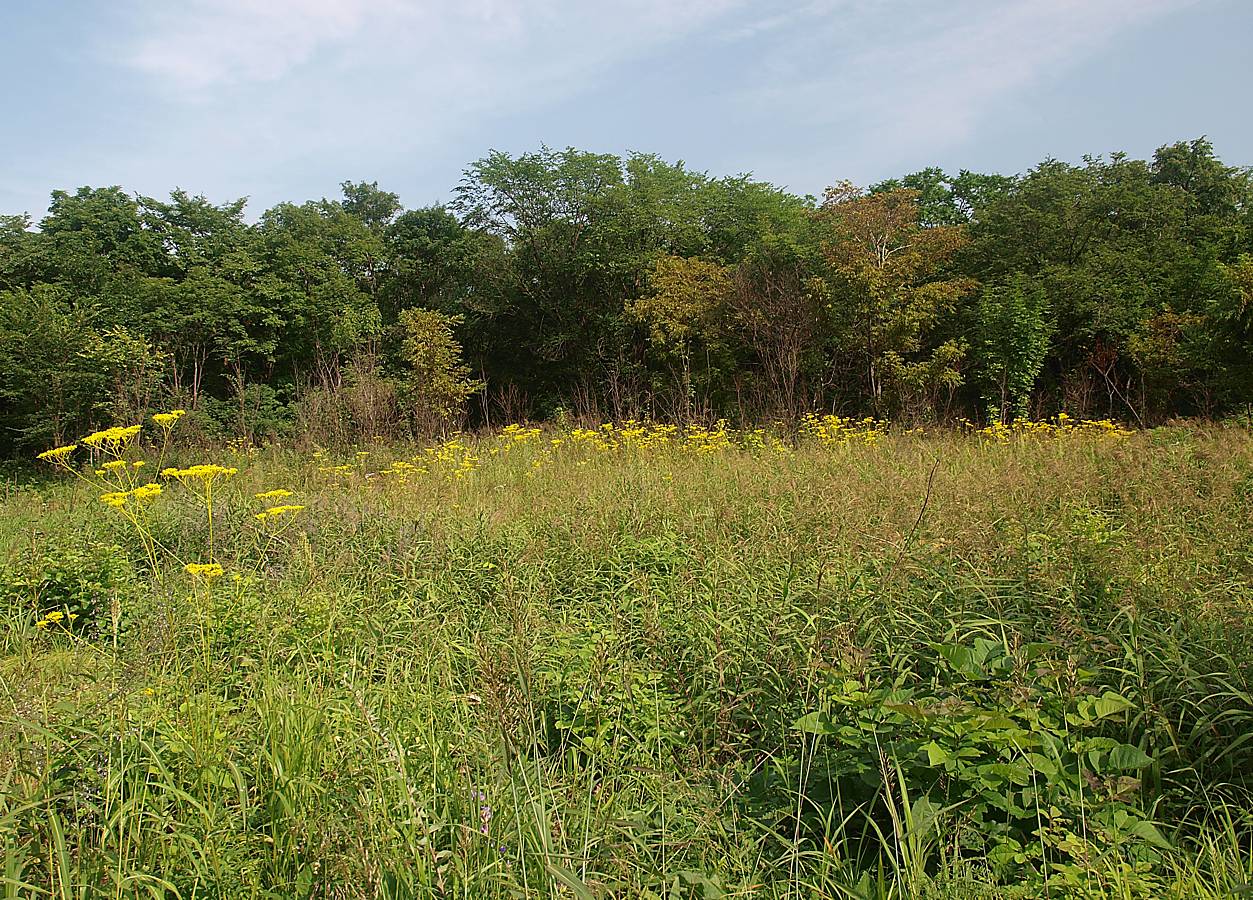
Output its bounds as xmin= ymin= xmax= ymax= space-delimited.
xmin=794 ymin=645 xmax=1168 ymax=880
xmin=395 ymin=307 xmax=484 ymax=432
xmin=2 ymin=542 xmax=135 ymax=638
xmin=0 ymin=287 xmax=165 ymax=449
xmin=3 ymin=425 xmax=1253 ymax=895
xmin=974 ymin=274 xmax=1054 ymax=422
xmin=1 ymin=137 xmax=1252 ymax=452
xmin=819 ymin=183 xmax=976 ymax=417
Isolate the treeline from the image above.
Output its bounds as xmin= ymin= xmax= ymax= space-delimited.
xmin=2 ymin=138 xmax=1251 ymax=452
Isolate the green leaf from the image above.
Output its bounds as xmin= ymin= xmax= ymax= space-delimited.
xmin=1113 ymin=810 xmax=1174 ymax=850
xmin=793 ymin=711 xmax=835 ymax=735
xmin=1106 ymin=743 xmax=1153 ymax=771
xmin=546 ymin=864 xmax=596 ymax=900
xmin=1024 ymin=753 xmax=1058 ymax=777
xmin=922 ymin=741 xmax=951 ymax=766
xmin=1089 ymin=691 xmax=1135 ymax=720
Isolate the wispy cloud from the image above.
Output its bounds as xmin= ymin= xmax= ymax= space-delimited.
xmin=122 ymin=0 xmax=745 ymax=95
xmin=4 ymin=0 xmax=1227 ymax=219
xmin=727 ymin=0 xmax=1201 ymax=183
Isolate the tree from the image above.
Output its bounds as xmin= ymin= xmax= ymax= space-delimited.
xmin=0 ymin=214 xmax=35 ymax=291
xmin=341 ymin=181 xmax=401 ymax=234
xmin=628 ymin=254 xmax=733 ymax=418
xmin=0 ymin=287 xmax=163 ymax=451
xmin=729 ymin=231 xmax=828 ymax=421
xmin=973 ymin=274 xmax=1053 ymax=422
xmin=395 ymin=308 xmax=484 ymax=434
xmin=871 ymin=168 xmax=1016 ymax=227
xmin=818 ymin=183 xmax=975 ymax=417
xmin=36 ymin=186 xmax=170 ymax=294
xmin=255 ymin=199 xmax=385 ymax=387
xmin=454 ymin=147 xmax=626 ymax=408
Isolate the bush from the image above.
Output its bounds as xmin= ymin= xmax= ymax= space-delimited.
xmin=2 ymin=543 xmax=135 ymax=639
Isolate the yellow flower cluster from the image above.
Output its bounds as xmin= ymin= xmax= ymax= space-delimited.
xmin=255 ymin=504 xmax=305 ymax=521
xmin=255 ymin=489 xmax=294 ymax=501
xmin=81 ymin=425 xmax=143 ymax=452
xmin=800 ymin=414 xmax=887 ymax=446
xmin=184 ymin=562 xmax=225 ymax=579
xmin=568 ymin=426 xmax=620 ymax=453
xmin=619 ymin=421 xmax=679 ymax=451
xmin=162 ymin=464 xmax=239 ymax=483
xmin=152 ymin=409 xmax=186 ymax=429
xmin=742 ymin=428 xmax=794 ymax=455
xmin=422 ymin=438 xmax=480 ymax=478
xmin=34 ymin=609 xmax=80 ymax=629
xmin=684 ymin=422 xmax=736 ymax=455
xmin=99 ymin=482 xmax=162 ymax=508
xmin=968 ymin=415 xmax=1132 ymax=443
xmin=37 ymin=444 xmax=78 ymax=466
xmin=500 ymin=424 xmax=542 ymax=445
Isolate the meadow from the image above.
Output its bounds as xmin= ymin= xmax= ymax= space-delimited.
xmin=2 ymin=416 xmax=1251 ymax=898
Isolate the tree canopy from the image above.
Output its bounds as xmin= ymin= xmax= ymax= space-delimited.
xmin=1 ymin=138 xmax=1250 ymax=451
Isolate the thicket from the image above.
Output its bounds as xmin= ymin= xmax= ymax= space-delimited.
xmin=1 ymin=138 xmax=1251 ymax=451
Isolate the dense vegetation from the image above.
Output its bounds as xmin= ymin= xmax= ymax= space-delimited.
xmin=2 ymin=419 xmax=1251 ymax=896
xmin=3 ymin=137 xmax=1251 ymax=896
xmin=2 ymin=138 xmax=1252 ymax=455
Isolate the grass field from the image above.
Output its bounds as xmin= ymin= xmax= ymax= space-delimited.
xmin=2 ymin=418 xmax=1251 ymax=898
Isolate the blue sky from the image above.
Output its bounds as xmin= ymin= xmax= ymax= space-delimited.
xmin=2 ymin=0 xmax=1250 ymax=220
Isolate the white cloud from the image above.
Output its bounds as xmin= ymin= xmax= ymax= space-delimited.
xmin=65 ymin=0 xmax=1209 ymax=217
xmin=728 ymin=0 xmax=1201 ymax=182
xmin=122 ymin=0 xmax=744 ymax=94
xmin=126 ymin=0 xmax=381 ymax=91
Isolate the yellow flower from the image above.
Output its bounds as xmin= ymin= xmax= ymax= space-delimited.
xmin=101 ymin=460 xmax=128 ymax=471
xmin=81 ymin=425 xmax=142 ymax=450
xmin=162 ymin=464 xmax=238 ymax=483
xmin=256 ymin=504 xmax=305 ymax=521
xmin=100 ymin=491 xmax=130 ymax=508
xmin=255 ymin=489 xmax=294 ymax=501
xmin=37 ymin=444 xmax=78 ymax=465
xmin=131 ymin=483 xmax=162 ymax=502
xmin=45 ymin=610 xmax=65 ymax=622
xmin=152 ymin=409 xmax=186 ymax=428
xmin=184 ymin=562 xmax=225 ymax=580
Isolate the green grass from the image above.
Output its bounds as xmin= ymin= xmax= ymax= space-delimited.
xmin=2 ymin=423 xmax=1251 ymax=898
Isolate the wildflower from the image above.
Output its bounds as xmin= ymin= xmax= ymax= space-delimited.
xmin=36 ymin=444 xmax=77 ymax=466
xmin=81 ymin=425 xmax=142 ymax=451
xmin=184 ymin=562 xmax=225 ymax=580
xmin=100 ymin=491 xmax=129 ymax=508
xmin=152 ymin=409 xmax=186 ymax=429
xmin=162 ymin=464 xmax=238 ymax=483
xmin=256 ymin=504 xmax=305 ymax=521
xmin=255 ymin=489 xmax=294 ymax=501
xmin=101 ymin=460 xmax=128 ymax=472
xmin=45 ymin=610 xmax=65 ymax=622
xmin=130 ymin=483 xmax=162 ymax=502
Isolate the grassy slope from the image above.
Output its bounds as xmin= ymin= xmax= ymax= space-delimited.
xmin=1 ymin=423 xmax=1251 ymax=898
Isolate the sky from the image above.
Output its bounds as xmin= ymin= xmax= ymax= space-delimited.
xmin=2 ymin=0 xmax=1251 ymax=220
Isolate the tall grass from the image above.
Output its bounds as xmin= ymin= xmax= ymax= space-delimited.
xmin=1 ymin=421 xmax=1250 ymax=897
